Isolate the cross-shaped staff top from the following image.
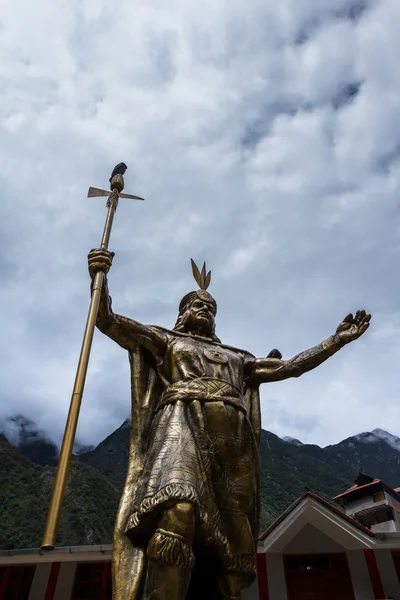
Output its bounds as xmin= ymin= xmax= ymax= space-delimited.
xmin=87 ymin=162 xmax=145 ymax=203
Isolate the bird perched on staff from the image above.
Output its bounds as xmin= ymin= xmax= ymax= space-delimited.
xmin=109 ymin=162 xmax=128 ymax=182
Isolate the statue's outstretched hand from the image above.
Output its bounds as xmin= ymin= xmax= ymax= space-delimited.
xmin=336 ymin=310 xmax=371 ymax=344
xmin=88 ymin=248 xmax=115 ymax=280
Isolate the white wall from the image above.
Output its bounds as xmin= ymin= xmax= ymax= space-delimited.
xmin=387 ymin=493 xmax=400 ymax=531
xmin=344 ymin=495 xmax=382 ymax=515
xmin=266 ymin=553 xmax=287 ymax=600
xmin=28 ymin=563 xmax=52 ymax=600
xmin=282 ymin=524 xmax=344 ymax=554
xmin=346 ymin=551 xmax=374 ymax=600
xmin=54 ymin=562 xmax=77 ymax=600
xmin=375 ymin=550 xmax=400 ymax=599
xmin=371 ymin=520 xmax=397 ymax=533
xmin=27 ymin=561 xmax=77 ymax=600
xmin=242 ymin=576 xmax=258 ymax=600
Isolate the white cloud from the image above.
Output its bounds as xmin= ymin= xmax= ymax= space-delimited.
xmin=0 ymin=0 xmax=399 ymax=449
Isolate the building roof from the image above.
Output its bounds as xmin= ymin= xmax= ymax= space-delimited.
xmin=333 ymin=471 xmax=400 ymax=503
xmin=259 ymin=490 xmax=375 ymax=542
xmin=0 ymin=545 xmax=113 ymax=566
xmin=0 ymin=545 xmax=113 ymax=558
xmin=333 ymin=478 xmax=381 ymax=500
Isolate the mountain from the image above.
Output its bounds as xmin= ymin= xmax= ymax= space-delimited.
xmin=0 ymin=415 xmax=58 ymax=466
xmin=359 ymin=428 xmax=400 ymax=452
xmin=282 ymin=436 xmax=303 ymax=446
xmin=322 ymin=430 xmax=400 ymax=490
xmin=0 ymin=436 xmax=120 ymax=550
xmin=0 ymin=415 xmax=94 ymax=466
xmin=77 ymin=419 xmax=130 ymax=489
xmin=258 ymin=431 xmax=352 ymax=526
xmin=2 ymin=416 xmax=400 ymax=550
xmin=77 ymin=424 xmax=400 ymax=532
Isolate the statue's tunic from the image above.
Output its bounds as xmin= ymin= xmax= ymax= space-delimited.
xmin=124 ymin=332 xmax=259 ymax=577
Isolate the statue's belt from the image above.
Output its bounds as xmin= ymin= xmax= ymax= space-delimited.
xmin=157 ymin=378 xmax=247 ymax=413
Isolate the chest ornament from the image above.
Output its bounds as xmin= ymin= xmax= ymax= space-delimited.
xmin=203 ymin=347 xmax=229 ymax=364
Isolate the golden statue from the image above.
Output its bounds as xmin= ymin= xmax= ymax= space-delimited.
xmin=87 ymin=248 xmax=371 ymax=600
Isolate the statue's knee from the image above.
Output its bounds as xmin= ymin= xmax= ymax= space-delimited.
xmin=170 ymin=502 xmax=195 ymax=525
xmin=162 ymin=502 xmax=196 ymax=539
xmin=147 ymin=502 xmax=196 ymax=569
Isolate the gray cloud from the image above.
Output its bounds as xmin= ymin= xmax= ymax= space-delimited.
xmin=0 ymin=0 xmax=399 ymax=449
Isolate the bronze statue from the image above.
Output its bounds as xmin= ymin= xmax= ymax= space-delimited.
xmin=87 ymin=248 xmax=371 ymax=600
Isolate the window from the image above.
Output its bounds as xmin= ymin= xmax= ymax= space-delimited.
xmin=0 ymin=566 xmax=35 ymax=600
xmin=373 ymin=491 xmax=385 ymax=503
xmin=285 ymin=557 xmax=298 ymax=570
xmin=376 ymin=508 xmax=394 ymax=524
xmin=284 ymin=554 xmax=349 ymax=572
xmin=331 ymin=556 xmax=347 ymax=570
xmin=301 ymin=557 xmax=313 ymax=571
xmin=359 ymin=512 xmax=378 ymax=528
xmin=315 ymin=555 xmax=329 ymax=570
xmin=71 ymin=563 xmax=111 ymax=600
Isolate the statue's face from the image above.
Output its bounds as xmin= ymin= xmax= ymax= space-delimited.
xmin=186 ymin=298 xmax=216 ymax=335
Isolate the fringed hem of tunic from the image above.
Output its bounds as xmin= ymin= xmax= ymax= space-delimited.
xmin=147 ymin=528 xmax=195 ymax=569
xmin=125 ymin=483 xmax=256 ymax=576
xmin=126 ymin=483 xmax=200 ymax=530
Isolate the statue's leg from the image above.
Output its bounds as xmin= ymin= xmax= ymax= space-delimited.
xmin=143 ymin=502 xmax=196 ymax=600
xmin=217 ymin=574 xmax=242 ymax=600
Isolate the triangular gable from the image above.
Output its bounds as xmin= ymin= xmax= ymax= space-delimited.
xmin=259 ymin=492 xmax=375 ymax=553
xmin=283 ymin=523 xmax=346 ymax=554
xmin=354 ymin=472 xmax=375 ymax=487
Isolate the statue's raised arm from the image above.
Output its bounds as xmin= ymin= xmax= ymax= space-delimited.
xmin=88 ymin=248 xmax=167 ymax=355
xmin=247 ymin=310 xmax=371 ymax=385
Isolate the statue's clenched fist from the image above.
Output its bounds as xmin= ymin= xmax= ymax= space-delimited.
xmin=88 ymin=248 xmax=115 ymax=280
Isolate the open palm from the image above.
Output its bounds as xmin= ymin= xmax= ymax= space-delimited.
xmin=336 ymin=310 xmax=371 ymax=344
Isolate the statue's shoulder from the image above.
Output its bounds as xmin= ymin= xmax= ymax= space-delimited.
xmin=147 ymin=324 xmax=173 ymax=339
xmin=150 ymin=325 xmax=255 ymax=358
xmin=221 ymin=343 xmax=255 ymax=359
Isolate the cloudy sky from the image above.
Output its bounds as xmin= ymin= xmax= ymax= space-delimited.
xmin=0 ymin=0 xmax=399 ymax=449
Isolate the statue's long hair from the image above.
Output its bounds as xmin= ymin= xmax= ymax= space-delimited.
xmin=173 ymin=307 xmax=221 ymax=343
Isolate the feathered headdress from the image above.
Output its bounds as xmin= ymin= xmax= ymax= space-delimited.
xmin=178 ymin=259 xmax=217 ymax=315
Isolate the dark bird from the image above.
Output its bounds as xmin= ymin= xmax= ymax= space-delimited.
xmin=267 ymin=348 xmax=282 ymax=359
xmin=109 ymin=162 xmax=128 ymax=182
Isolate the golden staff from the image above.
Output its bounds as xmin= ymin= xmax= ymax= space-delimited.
xmin=41 ymin=165 xmax=144 ymax=550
